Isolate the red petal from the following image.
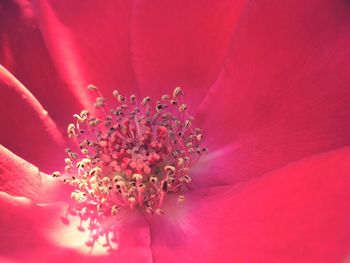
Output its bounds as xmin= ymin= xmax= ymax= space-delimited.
xmin=0 ymin=192 xmax=152 ymax=263
xmin=0 ymin=0 xmax=84 ymax=125
xmin=31 ymin=0 xmax=139 ymax=101
xmin=0 ymin=144 xmax=69 ymax=203
xmin=149 ymin=148 xmax=350 ymax=262
xmin=132 ymin=0 xmax=245 ymax=107
xmin=196 ymin=0 xmax=350 ymax=185
xmin=0 ymin=66 xmax=67 ymax=172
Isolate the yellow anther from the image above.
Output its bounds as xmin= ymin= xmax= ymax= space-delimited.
xmin=185 ymin=119 xmax=192 ymax=128
xmin=80 ymin=110 xmax=89 ymax=119
xmin=117 ymin=94 xmax=125 ymax=103
xmin=113 ymin=175 xmax=125 ymax=183
xmin=182 ymin=175 xmax=192 ymax=183
xmin=81 ymin=149 xmax=89 ymax=155
xmin=141 ymin=96 xmax=151 ymax=105
xmin=161 ymin=94 xmax=170 ymax=100
xmin=179 ymin=104 xmax=187 ymax=112
xmin=173 ymin=86 xmax=183 ymax=98
xmin=112 ymin=90 xmax=119 ymax=98
xmin=73 ymin=114 xmax=85 ymax=123
xmin=132 ymin=173 xmax=143 ymax=182
xmin=150 ymin=176 xmax=158 ymax=184
xmin=164 ymin=165 xmax=176 ymax=175
xmin=79 ymin=181 xmax=88 ymax=189
xmin=76 ymin=161 xmax=86 ymax=169
xmin=111 ymin=205 xmax=119 ymax=216
xmin=155 ymin=208 xmax=164 ymax=215
xmin=67 ymin=123 xmax=76 ymax=138
xmin=52 ymin=171 xmax=61 ymax=178
xmin=87 ymin=84 xmax=98 ymax=91
xmin=130 ymin=94 xmax=136 ymax=104
xmin=89 ymin=166 xmax=102 ymax=177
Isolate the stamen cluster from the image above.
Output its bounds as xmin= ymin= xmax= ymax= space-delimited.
xmin=53 ymin=86 xmax=206 ymax=250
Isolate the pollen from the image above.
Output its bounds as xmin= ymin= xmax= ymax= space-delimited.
xmin=54 ymin=86 xmax=206 ymax=251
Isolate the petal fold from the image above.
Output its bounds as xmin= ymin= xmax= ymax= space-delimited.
xmin=0 ymin=66 xmax=66 ymax=172
xmin=0 ymin=0 xmax=84 ymax=125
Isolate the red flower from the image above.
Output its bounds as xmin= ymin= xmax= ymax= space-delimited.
xmin=0 ymin=0 xmax=350 ymax=262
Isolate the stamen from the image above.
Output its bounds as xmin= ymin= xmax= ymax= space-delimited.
xmin=55 ymin=85 xmax=207 ymax=252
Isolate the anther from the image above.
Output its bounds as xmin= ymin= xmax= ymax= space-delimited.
xmin=179 ymin=104 xmax=187 ymax=112
xmin=87 ymin=84 xmax=98 ymax=91
xmin=52 ymin=171 xmax=61 ymax=178
xmin=173 ymin=87 xmax=183 ymax=98
xmin=164 ymin=165 xmax=176 ymax=175
xmin=141 ymin=96 xmax=151 ymax=105
xmin=67 ymin=123 xmax=76 ymax=138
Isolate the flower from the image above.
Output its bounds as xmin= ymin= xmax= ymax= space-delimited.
xmin=1 ymin=0 xmax=350 ymax=262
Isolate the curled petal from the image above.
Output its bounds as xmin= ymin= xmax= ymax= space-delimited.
xmin=0 ymin=0 xmax=84 ymax=125
xmin=0 ymin=66 xmax=66 ymax=172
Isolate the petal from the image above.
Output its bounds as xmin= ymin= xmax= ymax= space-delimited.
xmin=0 ymin=66 xmax=67 ymax=172
xmin=195 ymin=0 xmax=350 ymax=185
xmin=131 ymin=0 xmax=245 ymax=107
xmin=149 ymin=147 xmax=350 ymax=263
xmin=0 ymin=191 xmax=152 ymax=263
xmin=30 ymin=0 xmax=139 ymax=102
xmin=0 ymin=0 xmax=84 ymax=125
xmin=0 ymin=144 xmax=69 ymax=203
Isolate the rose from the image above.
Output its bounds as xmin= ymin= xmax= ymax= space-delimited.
xmin=0 ymin=0 xmax=349 ymax=262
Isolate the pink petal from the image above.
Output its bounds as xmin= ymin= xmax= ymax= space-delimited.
xmin=132 ymin=0 xmax=245 ymax=107
xmin=0 ymin=66 xmax=67 ymax=172
xmin=30 ymin=0 xmax=139 ymax=103
xmin=148 ymin=148 xmax=350 ymax=263
xmin=0 ymin=0 xmax=84 ymax=125
xmin=0 ymin=191 xmax=152 ymax=263
xmin=0 ymin=144 xmax=70 ymax=203
xmin=195 ymin=0 xmax=350 ymax=185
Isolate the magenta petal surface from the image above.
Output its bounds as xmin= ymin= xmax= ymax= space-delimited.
xmin=30 ymin=0 xmax=139 ymax=103
xmin=0 ymin=0 xmax=84 ymax=125
xmin=0 ymin=192 xmax=152 ymax=263
xmin=148 ymin=148 xmax=350 ymax=263
xmin=0 ymin=144 xmax=70 ymax=203
xmin=195 ymin=0 xmax=350 ymax=186
xmin=0 ymin=66 xmax=67 ymax=172
xmin=131 ymin=0 xmax=245 ymax=108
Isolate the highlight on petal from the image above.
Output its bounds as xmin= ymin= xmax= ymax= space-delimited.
xmin=148 ymin=147 xmax=350 ymax=263
xmin=132 ymin=0 xmax=245 ymax=108
xmin=0 ymin=191 xmax=152 ymax=263
xmin=195 ymin=0 xmax=350 ymax=186
xmin=0 ymin=66 xmax=67 ymax=172
xmin=30 ymin=0 xmax=139 ymax=102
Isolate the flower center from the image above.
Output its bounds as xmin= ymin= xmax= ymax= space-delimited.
xmin=53 ymin=86 xmax=206 ymax=250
